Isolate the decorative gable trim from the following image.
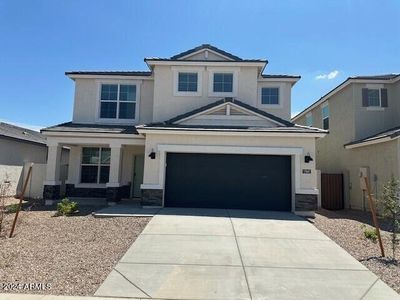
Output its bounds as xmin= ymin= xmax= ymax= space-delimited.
xmin=170 ymin=98 xmax=293 ymax=127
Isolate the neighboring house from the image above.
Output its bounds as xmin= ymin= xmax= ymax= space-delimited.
xmin=0 ymin=122 xmax=48 ymax=196
xmin=293 ymin=74 xmax=400 ymax=210
xmin=42 ymin=44 xmax=326 ymax=215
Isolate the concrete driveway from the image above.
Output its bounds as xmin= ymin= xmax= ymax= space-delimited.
xmin=95 ymin=208 xmax=398 ymax=300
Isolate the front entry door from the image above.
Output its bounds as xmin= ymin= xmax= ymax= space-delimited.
xmin=132 ymin=154 xmax=144 ymax=198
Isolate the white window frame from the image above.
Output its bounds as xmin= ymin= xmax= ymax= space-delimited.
xmin=258 ymin=83 xmax=283 ymax=108
xmin=208 ymin=67 xmax=239 ymax=97
xmin=172 ymin=67 xmax=203 ymax=97
xmin=305 ymin=112 xmax=313 ymax=126
xmin=365 ymin=83 xmax=385 ymax=111
xmin=80 ymin=147 xmax=110 ymax=184
xmin=96 ymin=80 xmax=141 ymax=124
xmin=321 ymin=102 xmax=329 ymax=130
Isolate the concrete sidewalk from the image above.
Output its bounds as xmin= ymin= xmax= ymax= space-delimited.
xmin=95 ymin=208 xmax=399 ymax=300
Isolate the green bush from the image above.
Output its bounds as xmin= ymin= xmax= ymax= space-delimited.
xmin=363 ymin=227 xmax=378 ymax=243
xmin=6 ymin=203 xmax=20 ymax=214
xmin=57 ymin=198 xmax=78 ymax=216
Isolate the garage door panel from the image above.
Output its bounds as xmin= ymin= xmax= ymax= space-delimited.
xmin=165 ymin=153 xmax=291 ymax=211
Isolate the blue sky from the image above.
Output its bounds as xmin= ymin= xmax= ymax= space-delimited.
xmin=0 ymin=0 xmax=399 ymax=130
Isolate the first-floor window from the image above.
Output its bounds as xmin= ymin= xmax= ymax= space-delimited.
xmin=81 ymin=147 xmax=110 ymax=183
xmin=261 ymin=87 xmax=279 ymax=105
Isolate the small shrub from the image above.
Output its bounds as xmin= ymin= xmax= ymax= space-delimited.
xmin=6 ymin=203 xmax=20 ymax=214
xmin=379 ymin=175 xmax=400 ymax=260
xmin=363 ymin=227 xmax=378 ymax=243
xmin=57 ymin=198 xmax=78 ymax=216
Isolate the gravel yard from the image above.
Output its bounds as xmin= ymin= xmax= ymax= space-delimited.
xmin=310 ymin=209 xmax=399 ymax=294
xmin=0 ymin=199 xmax=150 ymax=296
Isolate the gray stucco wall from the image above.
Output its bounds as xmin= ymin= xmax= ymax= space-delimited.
xmin=0 ymin=137 xmax=47 ymax=165
xmin=0 ymin=137 xmax=47 ymax=196
xmin=296 ymin=81 xmax=400 ymax=209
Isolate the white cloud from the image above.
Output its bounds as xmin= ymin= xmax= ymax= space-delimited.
xmin=315 ymin=70 xmax=339 ymax=80
xmin=0 ymin=119 xmax=44 ymax=132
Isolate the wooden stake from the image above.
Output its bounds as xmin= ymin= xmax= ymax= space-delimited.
xmin=9 ymin=164 xmax=33 ymax=238
xmin=364 ymin=177 xmax=385 ymax=257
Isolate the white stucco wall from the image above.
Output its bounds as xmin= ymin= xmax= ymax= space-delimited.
xmin=141 ymin=133 xmax=318 ymax=193
xmin=151 ymin=65 xmax=292 ymax=122
xmin=72 ymin=78 xmax=154 ymax=125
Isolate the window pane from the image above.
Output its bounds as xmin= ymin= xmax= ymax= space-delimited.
xmin=306 ymin=115 xmax=313 ymax=126
xmin=81 ymin=166 xmax=98 ymax=183
xmin=323 ymin=117 xmax=329 ymax=130
xmin=100 ymin=148 xmax=111 ymax=164
xmin=214 ymin=73 xmax=223 ymax=83
xmin=120 ymin=85 xmax=136 ymax=101
xmin=100 ymin=102 xmax=117 ymax=118
xmin=119 ymin=102 xmax=136 ymax=119
xmin=261 ymin=88 xmax=279 ymax=105
xmin=322 ymin=105 xmax=329 ymax=118
xmin=368 ymin=89 xmax=380 ymax=106
xmin=213 ymin=73 xmax=233 ymax=92
xmin=99 ymin=166 xmax=110 ymax=183
xmin=178 ymin=72 xmax=197 ymax=92
xmin=101 ymin=84 xmax=118 ymax=100
xmin=82 ymin=147 xmax=99 ymax=164
xmin=188 ymin=82 xmax=197 ymax=91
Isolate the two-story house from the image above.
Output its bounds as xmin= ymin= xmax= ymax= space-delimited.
xmin=42 ymin=44 xmax=326 ymax=215
xmin=293 ymin=74 xmax=400 ymax=210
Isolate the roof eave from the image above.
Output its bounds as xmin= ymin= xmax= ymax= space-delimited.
xmin=344 ymin=136 xmax=398 ymax=149
xmin=136 ymin=127 xmax=327 ymax=138
xmin=292 ymin=75 xmax=400 ymax=121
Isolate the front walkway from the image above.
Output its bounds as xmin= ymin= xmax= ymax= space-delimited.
xmin=95 ymin=208 xmax=398 ymax=300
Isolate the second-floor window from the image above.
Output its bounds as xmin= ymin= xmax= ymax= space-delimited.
xmin=306 ymin=113 xmax=313 ymax=126
xmin=362 ymin=88 xmax=388 ymax=108
xmin=100 ymin=84 xmax=136 ymax=119
xmin=322 ymin=104 xmax=329 ymax=130
xmin=178 ymin=72 xmax=198 ymax=92
xmin=213 ymin=73 xmax=233 ymax=93
xmin=261 ymin=88 xmax=279 ymax=105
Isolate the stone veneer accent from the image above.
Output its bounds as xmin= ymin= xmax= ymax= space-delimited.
xmin=141 ymin=189 xmax=163 ymax=206
xmin=295 ymin=194 xmax=318 ymax=211
xmin=43 ymin=185 xmax=61 ymax=200
xmin=65 ymin=184 xmax=131 ymax=203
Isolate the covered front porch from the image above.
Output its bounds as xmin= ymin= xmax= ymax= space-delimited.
xmin=42 ymin=123 xmax=145 ymax=204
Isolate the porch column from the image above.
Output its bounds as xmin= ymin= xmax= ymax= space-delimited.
xmin=43 ymin=142 xmax=62 ymax=204
xmin=106 ymin=144 xmax=123 ymax=203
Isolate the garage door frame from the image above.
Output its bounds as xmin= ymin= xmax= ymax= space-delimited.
xmin=153 ymin=144 xmax=303 ymax=212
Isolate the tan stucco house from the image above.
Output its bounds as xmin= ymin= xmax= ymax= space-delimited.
xmin=293 ymin=74 xmax=400 ymax=210
xmin=42 ymin=44 xmax=326 ymax=215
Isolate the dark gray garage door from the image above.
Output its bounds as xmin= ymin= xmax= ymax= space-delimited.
xmin=165 ymin=153 xmax=292 ymax=211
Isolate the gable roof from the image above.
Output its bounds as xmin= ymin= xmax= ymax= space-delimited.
xmin=344 ymin=125 xmax=400 ymax=149
xmin=171 ymin=44 xmax=243 ymax=61
xmin=161 ymin=98 xmax=295 ymax=127
xmin=292 ymin=73 xmax=400 ymax=121
xmin=145 ymin=44 xmax=267 ymax=63
xmin=0 ymin=122 xmax=46 ymax=145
